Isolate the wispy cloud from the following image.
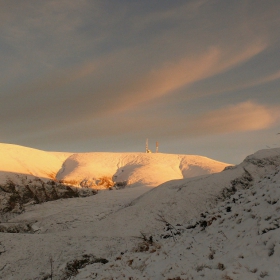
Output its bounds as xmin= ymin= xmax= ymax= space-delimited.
xmin=188 ymin=101 xmax=279 ymax=136
xmin=45 ymin=101 xmax=279 ymax=142
xmin=249 ymin=70 xmax=280 ymax=87
xmin=93 ymin=41 xmax=267 ymax=114
xmin=1 ymin=0 xmax=279 ymax=162
xmin=3 ymin=39 xmax=266 ymax=127
xmin=226 ymin=69 xmax=280 ymax=94
xmin=3 ymin=42 xmax=269 ymax=148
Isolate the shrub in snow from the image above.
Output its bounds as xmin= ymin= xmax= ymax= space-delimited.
xmin=60 ymin=254 xmax=108 ymax=280
xmin=97 ymin=176 xmax=114 ymax=189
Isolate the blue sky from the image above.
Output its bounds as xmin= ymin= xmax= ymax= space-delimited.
xmin=1 ymin=0 xmax=280 ymax=163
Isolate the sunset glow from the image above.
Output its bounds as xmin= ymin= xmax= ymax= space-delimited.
xmin=0 ymin=0 xmax=279 ymax=163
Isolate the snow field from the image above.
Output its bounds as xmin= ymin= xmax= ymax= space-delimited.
xmin=72 ymin=149 xmax=280 ymax=279
xmin=0 ymin=146 xmax=279 ymax=279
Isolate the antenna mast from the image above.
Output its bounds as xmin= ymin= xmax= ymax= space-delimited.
xmin=146 ymin=138 xmax=148 ymax=153
xmin=156 ymin=141 xmax=159 ymax=153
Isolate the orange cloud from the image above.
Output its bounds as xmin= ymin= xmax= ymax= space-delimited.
xmin=99 ymin=41 xmax=267 ymax=114
xmin=199 ymin=69 xmax=280 ymax=97
xmin=189 ymin=101 xmax=279 ymax=135
xmin=248 ymin=70 xmax=280 ymax=87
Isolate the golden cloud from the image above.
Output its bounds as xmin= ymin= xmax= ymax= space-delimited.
xmin=100 ymin=41 xmax=267 ymax=114
xmin=209 ymin=69 xmax=280 ymax=97
xmin=189 ymin=101 xmax=279 ymax=135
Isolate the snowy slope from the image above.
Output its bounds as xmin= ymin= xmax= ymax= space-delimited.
xmin=80 ymin=148 xmax=280 ymax=280
xmin=0 ymin=143 xmax=72 ymax=183
xmin=56 ymin=152 xmax=228 ymax=188
xmin=0 ymin=143 xmax=229 ymax=189
xmin=0 ymin=148 xmax=279 ymax=279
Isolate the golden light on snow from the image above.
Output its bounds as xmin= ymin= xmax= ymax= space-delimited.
xmin=0 ymin=143 xmax=229 ymax=186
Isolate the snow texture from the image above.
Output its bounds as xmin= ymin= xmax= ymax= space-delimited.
xmin=0 ymin=143 xmax=229 ymax=188
xmin=0 ymin=145 xmax=279 ymax=280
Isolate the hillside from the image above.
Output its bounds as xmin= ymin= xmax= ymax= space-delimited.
xmin=0 ymin=143 xmax=230 ymax=223
xmin=82 ymin=148 xmax=280 ymax=280
xmin=57 ymin=152 xmax=230 ymax=188
xmin=0 ymin=143 xmax=229 ymax=188
xmin=0 ymin=143 xmax=71 ymax=183
xmin=0 ymin=148 xmax=279 ymax=279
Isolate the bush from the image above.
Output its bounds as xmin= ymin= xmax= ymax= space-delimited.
xmin=97 ymin=176 xmax=114 ymax=189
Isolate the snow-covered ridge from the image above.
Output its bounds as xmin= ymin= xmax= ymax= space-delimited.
xmin=0 ymin=143 xmax=72 ymax=183
xmin=0 ymin=143 xmax=230 ymax=188
xmin=85 ymin=148 xmax=280 ymax=280
xmin=57 ymin=152 xmax=230 ymax=188
xmin=0 ymin=148 xmax=279 ymax=279
xmin=0 ymin=143 xmax=230 ymax=221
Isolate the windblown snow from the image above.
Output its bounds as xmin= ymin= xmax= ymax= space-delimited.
xmin=0 ymin=144 xmax=279 ymax=280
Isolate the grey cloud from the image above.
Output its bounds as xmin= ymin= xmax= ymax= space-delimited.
xmin=0 ymin=0 xmax=280 ymax=163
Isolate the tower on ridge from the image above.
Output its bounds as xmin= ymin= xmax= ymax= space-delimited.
xmin=145 ymin=139 xmax=152 ymax=153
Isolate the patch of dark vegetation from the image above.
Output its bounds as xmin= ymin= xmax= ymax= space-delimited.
xmin=113 ymin=180 xmax=128 ymax=189
xmin=244 ymin=155 xmax=280 ymax=168
xmin=223 ymin=165 xmax=236 ymax=171
xmin=157 ymin=214 xmax=184 ymax=241
xmin=0 ymin=176 xmax=97 ymax=221
xmin=219 ymin=168 xmax=253 ymax=201
xmin=0 ymin=222 xmax=34 ymax=233
xmin=62 ymin=254 xmax=108 ymax=279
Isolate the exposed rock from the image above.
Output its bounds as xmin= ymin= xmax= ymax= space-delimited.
xmin=0 ymin=222 xmax=33 ymax=233
xmin=0 ymin=176 xmax=97 ymax=220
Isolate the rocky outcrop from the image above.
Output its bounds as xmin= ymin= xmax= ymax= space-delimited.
xmin=0 ymin=176 xmax=97 ymax=220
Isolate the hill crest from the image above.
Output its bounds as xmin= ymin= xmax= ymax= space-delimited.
xmin=0 ymin=143 xmax=230 ymax=188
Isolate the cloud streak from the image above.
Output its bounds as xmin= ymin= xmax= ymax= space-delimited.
xmin=2 ymin=39 xmax=267 ymax=131
xmin=0 ymin=0 xmax=279 ymax=163
xmin=188 ymin=101 xmax=279 ymax=136
xmin=32 ymin=101 xmax=279 ymax=144
xmin=83 ymin=41 xmax=267 ymax=115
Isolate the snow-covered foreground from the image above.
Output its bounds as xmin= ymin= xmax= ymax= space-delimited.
xmin=0 ymin=148 xmax=279 ymax=279
xmin=83 ymin=149 xmax=280 ymax=280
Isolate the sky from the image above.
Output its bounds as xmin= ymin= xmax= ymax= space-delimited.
xmin=0 ymin=0 xmax=280 ymax=164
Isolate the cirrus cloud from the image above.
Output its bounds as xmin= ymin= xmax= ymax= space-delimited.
xmin=188 ymin=101 xmax=279 ymax=136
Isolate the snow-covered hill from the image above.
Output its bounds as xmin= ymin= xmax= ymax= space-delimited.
xmin=0 ymin=148 xmax=279 ymax=279
xmin=83 ymin=148 xmax=280 ymax=280
xmin=57 ymin=152 xmax=229 ymax=188
xmin=0 ymin=143 xmax=71 ymax=183
xmin=0 ymin=143 xmax=230 ymax=227
xmin=0 ymin=143 xmax=229 ymax=188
